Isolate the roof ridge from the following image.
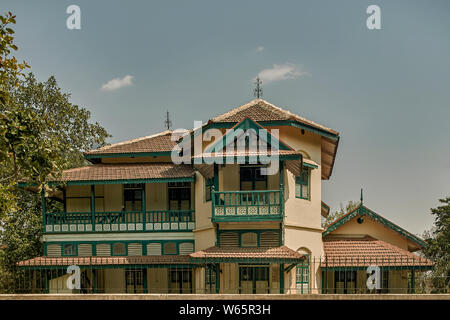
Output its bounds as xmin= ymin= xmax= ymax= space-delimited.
xmin=86 ymin=129 xmax=173 ymax=154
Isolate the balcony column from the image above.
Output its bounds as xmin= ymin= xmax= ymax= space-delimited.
xmin=280 ymin=263 xmax=284 ymax=294
xmin=142 ymin=184 xmax=146 ymax=226
xmin=62 ymin=188 xmax=67 ymax=213
xmin=213 ymin=163 xmax=219 ymax=191
xmin=41 ymin=189 xmax=46 ymax=233
xmin=90 ymin=185 xmax=95 ymax=230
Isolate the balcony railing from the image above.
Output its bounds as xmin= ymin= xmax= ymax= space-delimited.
xmin=44 ymin=210 xmax=195 ymax=233
xmin=212 ymin=190 xmax=283 ymax=222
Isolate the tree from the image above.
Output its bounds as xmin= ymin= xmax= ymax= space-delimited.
xmin=322 ymin=200 xmax=359 ymax=228
xmin=0 ymin=12 xmax=110 ymax=292
xmin=422 ymin=197 xmax=450 ymax=293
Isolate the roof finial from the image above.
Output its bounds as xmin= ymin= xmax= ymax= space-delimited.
xmin=253 ymin=76 xmax=263 ymax=99
xmin=360 ymin=188 xmax=364 ymax=205
xmin=165 ymin=110 xmax=172 ymax=130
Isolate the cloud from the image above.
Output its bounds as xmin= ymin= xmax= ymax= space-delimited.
xmin=255 ymin=46 xmax=264 ymax=53
xmin=101 ymin=75 xmax=134 ymax=91
xmin=256 ymin=64 xmax=309 ymax=84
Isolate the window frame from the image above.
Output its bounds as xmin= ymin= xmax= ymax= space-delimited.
xmin=239 ymin=165 xmax=268 ymax=191
xmin=295 ymin=169 xmax=310 ymax=200
xmin=204 ymin=177 xmax=214 ymax=202
xmin=123 ymin=183 xmax=144 ymax=212
xmin=168 ymin=182 xmax=191 ymax=210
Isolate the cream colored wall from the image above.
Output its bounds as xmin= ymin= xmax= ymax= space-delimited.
xmin=103 ymin=184 xmax=123 ymax=211
xmin=194 ymin=228 xmax=216 ymax=251
xmin=220 ymin=263 xmax=239 ymax=294
xmin=147 ymin=183 xmax=167 ymax=210
xmin=284 ymin=169 xmax=322 ymax=229
xmin=49 ymin=274 xmax=73 ymax=293
xmin=193 ymin=171 xmax=216 ymax=251
xmin=104 ymin=269 xmax=125 ymax=293
xmin=329 ymin=216 xmax=410 ymax=251
xmin=148 ymin=268 xmax=168 ymax=293
xmin=66 ymin=185 xmax=90 ymax=212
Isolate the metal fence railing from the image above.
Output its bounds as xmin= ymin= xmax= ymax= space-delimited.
xmin=1 ymin=255 xmax=447 ymax=294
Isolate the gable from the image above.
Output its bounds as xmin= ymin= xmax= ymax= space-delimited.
xmin=323 ymin=205 xmax=426 ymax=251
xmin=204 ymin=117 xmax=292 ymax=154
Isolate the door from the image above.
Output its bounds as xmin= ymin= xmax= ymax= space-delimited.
xmin=239 ymin=265 xmax=270 ymax=294
xmin=125 ymin=269 xmax=144 ymax=293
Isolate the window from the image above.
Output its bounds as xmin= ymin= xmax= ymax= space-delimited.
xmin=112 ymin=243 xmax=126 ymax=256
xmin=295 ymin=169 xmax=309 ymax=200
xmin=163 ymin=242 xmax=177 ymax=255
xmin=296 ymin=264 xmax=309 ymax=294
xmin=241 ymin=232 xmax=258 ymax=247
xmin=124 ymin=183 xmax=144 ymax=211
xmin=240 ymin=165 xmax=267 ymax=191
xmin=169 ymin=269 xmax=193 ymax=293
xmin=380 ymin=269 xmax=389 ymax=293
xmin=204 ymin=178 xmax=214 ymax=202
xmin=63 ymin=244 xmax=76 ymax=256
xmin=125 ymin=269 xmax=144 ymax=293
xmin=334 ymin=270 xmax=357 ymax=294
xmin=168 ymin=182 xmax=191 ymax=210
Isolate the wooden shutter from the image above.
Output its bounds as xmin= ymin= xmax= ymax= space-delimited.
xmin=146 ymin=243 xmax=162 ymax=256
xmin=47 ymin=244 xmax=61 ymax=257
xmin=241 ymin=232 xmax=258 ymax=247
xmin=179 ymin=242 xmax=194 ymax=255
xmin=260 ymin=231 xmax=280 ymax=248
xmin=128 ymin=243 xmax=143 ymax=256
xmin=78 ymin=244 xmax=92 ymax=257
xmin=219 ymin=232 xmax=239 ymax=248
xmin=96 ymin=243 xmax=111 ymax=256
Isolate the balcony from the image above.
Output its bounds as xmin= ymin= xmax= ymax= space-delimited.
xmin=44 ymin=210 xmax=195 ymax=233
xmin=212 ymin=190 xmax=283 ymax=222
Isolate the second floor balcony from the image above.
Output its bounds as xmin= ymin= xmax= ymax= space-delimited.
xmin=44 ymin=210 xmax=195 ymax=233
xmin=212 ymin=190 xmax=283 ymax=222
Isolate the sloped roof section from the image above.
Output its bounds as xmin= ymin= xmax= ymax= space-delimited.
xmin=322 ymin=236 xmax=433 ymax=267
xmin=51 ymin=163 xmax=194 ymax=183
xmin=323 ymin=204 xmax=427 ymax=249
xmin=211 ymin=99 xmax=339 ymax=136
xmin=189 ymin=246 xmax=305 ymax=263
xmin=18 ymin=256 xmax=191 ymax=267
xmin=85 ymin=130 xmax=176 ymax=155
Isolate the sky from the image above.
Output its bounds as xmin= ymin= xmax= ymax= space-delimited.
xmin=2 ymin=0 xmax=449 ymax=236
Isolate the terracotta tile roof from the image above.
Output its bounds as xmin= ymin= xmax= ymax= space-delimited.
xmin=189 ymin=246 xmax=305 ymax=262
xmin=51 ymin=163 xmax=194 ymax=182
xmin=17 ymin=255 xmax=191 ymax=267
xmin=210 ymin=99 xmax=339 ymax=136
xmin=322 ymin=236 xmax=434 ymax=267
xmin=85 ymin=130 xmax=176 ymax=155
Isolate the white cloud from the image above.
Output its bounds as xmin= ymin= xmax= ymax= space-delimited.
xmin=255 ymin=46 xmax=264 ymax=52
xmin=101 ymin=75 xmax=134 ymax=91
xmin=256 ymin=64 xmax=309 ymax=84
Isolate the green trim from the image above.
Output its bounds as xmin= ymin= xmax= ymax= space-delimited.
xmin=84 ymin=151 xmax=172 ymax=160
xmin=321 ymin=266 xmax=432 ymax=271
xmin=303 ymin=162 xmax=318 ymax=169
xmin=19 ymin=264 xmax=195 ymax=270
xmin=19 ymin=177 xmax=195 ymax=188
xmin=44 ymin=240 xmax=195 ymax=257
xmin=198 ymin=119 xmax=339 ymax=141
xmin=204 ymin=118 xmax=292 ymax=154
xmin=197 ymin=154 xmax=301 ymax=163
xmin=322 ymin=205 xmax=427 ymax=248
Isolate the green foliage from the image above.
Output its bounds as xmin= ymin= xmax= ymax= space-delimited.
xmin=0 ymin=12 xmax=110 ymax=292
xmin=322 ymin=200 xmax=359 ymax=228
xmin=422 ymin=197 xmax=450 ymax=293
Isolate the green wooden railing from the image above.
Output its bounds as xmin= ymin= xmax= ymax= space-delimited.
xmin=44 ymin=210 xmax=195 ymax=233
xmin=212 ymin=190 xmax=283 ymax=221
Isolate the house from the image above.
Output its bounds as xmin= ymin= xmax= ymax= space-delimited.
xmin=17 ymin=99 xmax=433 ymax=294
